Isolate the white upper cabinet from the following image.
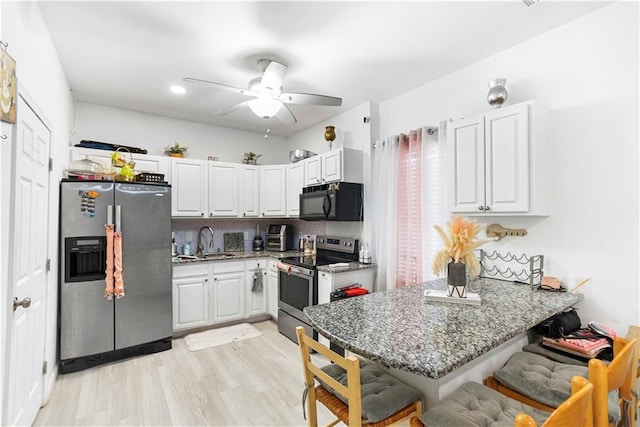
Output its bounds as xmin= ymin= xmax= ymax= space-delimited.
xmin=208 ymin=162 xmax=239 ymax=217
xmin=171 ymin=158 xmax=208 ymax=217
xmin=322 ymin=149 xmax=343 ymax=183
xmin=239 ymin=164 xmax=260 ymax=218
xmin=448 ymin=102 xmax=537 ymax=215
xmin=260 ymin=165 xmax=287 ymax=217
xmin=286 ymin=162 xmax=304 ymax=217
xmin=304 ymin=155 xmax=323 ymax=186
xmin=303 ymin=148 xmax=363 ymax=186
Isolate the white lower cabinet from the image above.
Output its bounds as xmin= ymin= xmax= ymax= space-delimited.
xmin=317 ymin=268 xmax=376 ymax=347
xmin=266 ymin=259 xmax=279 ymax=320
xmin=172 ymin=264 xmax=210 ymax=331
xmin=173 ymin=259 xmax=276 ymax=332
xmin=245 ymin=259 xmax=268 ymax=316
xmin=212 ymin=261 xmax=245 ymax=323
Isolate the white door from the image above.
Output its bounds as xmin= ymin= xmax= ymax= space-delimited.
xmin=304 ymin=156 xmax=322 ymax=186
xmin=484 ymin=103 xmax=529 ymax=213
xmin=239 ymin=164 xmax=260 ymax=218
xmin=213 ymin=272 xmax=245 ymax=322
xmin=286 ymin=162 xmax=304 ymax=217
xmin=260 ymin=165 xmax=286 ymax=217
xmin=322 ymin=149 xmax=343 ymax=183
xmin=171 ymin=158 xmax=207 ymax=217
xmin=208 ymin=162 xmax=238 ymax=217
xmin=447 ymin=116 xmax=485 ymax=213
xmin=8 ymin=95 xmax=50 ymax=426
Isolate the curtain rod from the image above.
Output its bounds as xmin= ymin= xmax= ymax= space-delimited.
xmin=426 ymin=127 xmax=438 ymax=135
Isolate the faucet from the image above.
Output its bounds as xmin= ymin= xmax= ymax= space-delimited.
xmin=196 ymin=226 xmax=214 ymax=255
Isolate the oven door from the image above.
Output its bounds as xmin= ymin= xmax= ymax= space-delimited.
xmin=278 ymin=264 xmax=317 ymax=317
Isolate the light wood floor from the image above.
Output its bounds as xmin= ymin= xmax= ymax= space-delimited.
xmin=34 ymin=320 xmax=336 ymax=426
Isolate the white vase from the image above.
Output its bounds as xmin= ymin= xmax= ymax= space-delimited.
xmin=487 ymin=78 xmax=508 ymax=108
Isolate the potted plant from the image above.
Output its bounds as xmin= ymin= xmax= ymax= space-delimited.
xmin=432 ymin=215 xmax=489 ymax=297
xmin=243 ymin=152 xmax=262 ymax=164
xmin=165 ymin=142 xmax=188 ymax=158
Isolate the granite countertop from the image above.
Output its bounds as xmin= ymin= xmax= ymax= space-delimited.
xmin=317 ymin=262 xmax=377 ymax=273
xmin=303 ymin=278 xmax=583 ymax=379
xmin=172 ymin=250 xmax=304 ymax=264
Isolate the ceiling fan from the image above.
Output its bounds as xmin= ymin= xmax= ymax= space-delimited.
xmin=184 ymin=59 xmax=342 ymax=124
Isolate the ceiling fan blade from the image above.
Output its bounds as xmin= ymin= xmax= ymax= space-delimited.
xmin=279 ymin=92 xmax=342 ymax=107
xmin=215 ymin=100 xmax=250 ymax=116
xmin=261 ymin=61 xmax=288 ymax=93
xmin=275 ymin=104 xmax=297 ymax=125
xmin=184 ymin=77 xmax=258 ymax=97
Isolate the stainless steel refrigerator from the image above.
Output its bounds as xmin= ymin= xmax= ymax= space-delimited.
xmin=59 ymin=180 xmax=172 ymax=373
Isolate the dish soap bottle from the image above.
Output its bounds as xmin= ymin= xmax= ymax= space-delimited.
xmin=363 ymin=243 xmax=371 ymax=264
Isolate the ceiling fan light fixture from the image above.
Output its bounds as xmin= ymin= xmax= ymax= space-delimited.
xmin=170 ymin=85 xmax=186 ymax=94
xmin=248 ymin=97 xmax=283 ymax=119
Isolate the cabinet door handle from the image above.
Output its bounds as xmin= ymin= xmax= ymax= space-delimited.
xmin=478 ymin=206 xmax=485 ymax=211
xmin=210 ymin=213 xmax=213 ymax=217
xmin=205 ymin=279 xmax=208 ymax=282
xmin=200 ymin=212 xmax=204 ymax=216
xmin=485 ymin=206 xmax=490 ymax=211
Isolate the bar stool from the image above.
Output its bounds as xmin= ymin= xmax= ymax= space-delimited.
xmin=296 ymin=326 xmax=423 ymax=427
xmin=485 ymin=336 xmax=637 ymax=427
xmin=409 ymin=375 xmax=594 ymax=427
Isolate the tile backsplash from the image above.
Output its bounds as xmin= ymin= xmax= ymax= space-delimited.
xmin=171 ymin=218 xmax=328 ymax=253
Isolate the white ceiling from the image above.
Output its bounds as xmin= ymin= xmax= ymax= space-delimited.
xmin=37 ymin=1 xmax=608 ymax=137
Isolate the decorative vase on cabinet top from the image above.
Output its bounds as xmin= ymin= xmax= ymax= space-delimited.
xmin=487 ymin=78 xmax=508 ymax=108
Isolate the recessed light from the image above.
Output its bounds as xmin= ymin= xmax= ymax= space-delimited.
xmin=170 ymin=85 xmax=186 ymax=95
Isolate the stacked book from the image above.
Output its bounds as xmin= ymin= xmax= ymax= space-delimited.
xmin=541 ymin=328 xmax=612 ymax=359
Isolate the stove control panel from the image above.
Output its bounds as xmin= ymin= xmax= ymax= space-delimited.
xmin=316 ymin=235 xmax=358 ymax=255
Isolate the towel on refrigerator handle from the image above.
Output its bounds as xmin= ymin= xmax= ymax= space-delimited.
xmin=104 ymin=224 xmax=125 ymax=299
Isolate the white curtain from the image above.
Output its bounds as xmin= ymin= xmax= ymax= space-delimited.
xmin=371 ymin=123 xmax=447 ymax=291
xmin=422 ymin=122 xmax=448 ymax=281
xmin=370 ymin=136 xmax=399 ymax=291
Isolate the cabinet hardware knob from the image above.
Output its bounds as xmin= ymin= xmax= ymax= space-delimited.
xmin=485 ymin=206 xmax=490 ymax=211
xmin=210 ymin=213 xmax=213 ymax=217
xmin=478 ymin=206 xmax=485 ymax=211
xmin=205 ymin=279 xmax=208 ymax=282
xmin=201 ymin=212 xmax=204 ymax=216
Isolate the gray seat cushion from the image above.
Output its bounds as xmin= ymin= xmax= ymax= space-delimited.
xmin=319 ymin=359 xmax=422 ymax=424
xmin=522 ymin=343 xmax=588 ymax=366
xmin=494 ymin=351 xmax=620 ymax=423
xmin=420 ymin=381 xmax=549 ymax=427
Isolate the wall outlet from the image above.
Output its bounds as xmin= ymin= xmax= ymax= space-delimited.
xmin=244 ymin=231 xmax=249 ymax=240
xmin=185 ymin=231 xmax=193 ymax=242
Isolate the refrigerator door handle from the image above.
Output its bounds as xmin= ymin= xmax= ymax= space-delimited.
xmin=115 ymin=205 xmax=122 ymax=232
xmin=107 ymin=205 xmax=113 ymax=225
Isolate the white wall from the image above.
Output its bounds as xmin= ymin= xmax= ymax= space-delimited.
xmin=73 ymin=102 xmax=289 ymax=164
xmin=378 ymin=2 xmax=639 ymax=328
xmin=286 ymin=102 xmax=372 ymax=239
xmin=1 ymin=0 xmax=75 ymax=414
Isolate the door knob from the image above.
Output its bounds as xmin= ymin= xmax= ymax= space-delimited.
xmin=13 ymin=297 xmax=31 ymax=312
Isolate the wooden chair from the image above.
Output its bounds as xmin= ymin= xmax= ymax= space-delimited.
xmin=296 ymin=326 xmax=423 ymax=427
xmin=485 ymin=336 xmax=637 ymax=427
xmin=409 ymin=375 xmax=593 ymax=427
xmin=626 ymin=325 xmax=640 ymax=426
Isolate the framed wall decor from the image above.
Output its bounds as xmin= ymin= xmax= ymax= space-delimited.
xmin=0 ymin=48 xmax=17 ymax=124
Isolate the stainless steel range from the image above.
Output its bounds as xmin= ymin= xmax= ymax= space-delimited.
xmin=277 ymin=235 xmax=359 ymax=343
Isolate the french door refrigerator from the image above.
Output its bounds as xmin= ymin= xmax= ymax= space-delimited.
xmin=59 ymin=180 xmax=172 ymax=373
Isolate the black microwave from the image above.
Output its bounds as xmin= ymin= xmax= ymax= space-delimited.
xmin=299 ymin=182 xmax=363 ymax=221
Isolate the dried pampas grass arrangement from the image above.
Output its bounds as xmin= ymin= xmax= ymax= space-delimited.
xmin=432 ymin=215 xmax=490 ymax=279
